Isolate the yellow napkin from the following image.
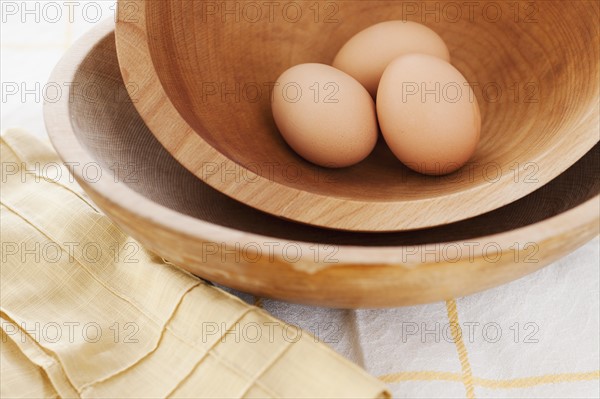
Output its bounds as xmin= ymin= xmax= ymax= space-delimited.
xmin=0 ymin=129 xmax=389 ymax=398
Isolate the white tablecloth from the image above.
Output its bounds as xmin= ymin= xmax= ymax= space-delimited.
xmin=2 ymin=3 xmax=598 ymax=397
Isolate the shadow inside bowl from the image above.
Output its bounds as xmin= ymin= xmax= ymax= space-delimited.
xmin=70 ymin=33 xmax=599 ymax=246
xmin=139 ymin=0 xmax=599 ymax=201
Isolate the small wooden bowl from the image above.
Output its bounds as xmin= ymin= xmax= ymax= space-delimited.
xmin=114 ymin=0 xmax=599 ymax=231
xmin=45 ymin=21 xmax=599 ymax=308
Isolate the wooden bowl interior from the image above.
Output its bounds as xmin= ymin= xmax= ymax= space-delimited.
xmin=71 ymin=33 xmax=599 ymax=246
xmin=139 ymin=0 xmax=599 ymax=201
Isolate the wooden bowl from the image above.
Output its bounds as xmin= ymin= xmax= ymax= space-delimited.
xmin=45 ymin=20 xmax=599 ymax=308
xmin=114 ymin=0 xmax=599 ymax=231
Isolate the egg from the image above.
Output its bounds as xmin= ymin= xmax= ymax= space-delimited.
xmin=271 ymin=63 xmax=378 ymax=168
xmin=333 ymin=20 xmax=450 ymax=97
xmin=376 ymin=54 xmax=481 ymax=175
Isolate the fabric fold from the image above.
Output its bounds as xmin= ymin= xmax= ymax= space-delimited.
xmin=0 ymin=129 xmax=389 ymax=398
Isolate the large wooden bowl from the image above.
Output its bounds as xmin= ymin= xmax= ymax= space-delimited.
xmin=114 ymin=0 xmax=599 ymax=231
xmin=45 ymin=20 xmax=599 ymax=308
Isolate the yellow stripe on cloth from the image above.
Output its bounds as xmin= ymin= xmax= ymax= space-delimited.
xmin=473 ymin=371 xmax=600 ymax=389
xmin=446 ymin=299 xmax=476 ymax=399
xmin=380 ymin=371 xmax=463 ymax=384
xmin=379 ymin=370 xmax=600 ymax=390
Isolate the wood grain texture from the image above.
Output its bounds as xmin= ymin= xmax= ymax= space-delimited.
xmin=114 ymin=0 xmax=600 ymax=231
xmin=44 ymin=20 xmax=599 ymax=308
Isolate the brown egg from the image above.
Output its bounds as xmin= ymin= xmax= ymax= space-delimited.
xmin=271 ymin=63 xmax=378 ymax=168
xmin=376 ymin=54 xmax=481 ymax=175
xmin=333 ymin=20 xmax=450 ymax=97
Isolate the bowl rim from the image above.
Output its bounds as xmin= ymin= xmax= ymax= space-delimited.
xmin=111 ymin=0 xmax=600 ymax=232
xmin=44 ymin=18 xmax=599 ymax=268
